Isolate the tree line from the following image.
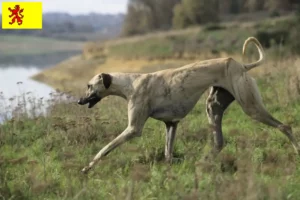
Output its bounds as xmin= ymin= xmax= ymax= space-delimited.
xmin=122 ymin=0 xmax=299 ymax=36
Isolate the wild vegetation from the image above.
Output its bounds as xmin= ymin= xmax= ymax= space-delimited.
xmin=1 ymin=42 xmax=300 ymax=200
xmin=1 ymin=2 xmax=300 ymax=199
xmin=122 ymin=0 xmax=299 ymax=35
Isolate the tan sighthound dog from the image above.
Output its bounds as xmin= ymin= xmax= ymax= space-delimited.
xmin=78 ymin=37 xmax=300 ymax=174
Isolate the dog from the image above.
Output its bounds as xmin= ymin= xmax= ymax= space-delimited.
xmin=78 ymin=37 xmax=300 ymax=174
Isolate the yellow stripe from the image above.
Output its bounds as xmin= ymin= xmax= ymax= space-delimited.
xmin=2 ymin=2 xmax=43 ymax=29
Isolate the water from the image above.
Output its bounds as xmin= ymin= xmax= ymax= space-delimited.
xmin=0 ymin=49 xmax=81 ymax=123
xmin=0 ymin=65 xmax=56 ymax=122
xmin=0 ymin=66 xmax=54 ymax=99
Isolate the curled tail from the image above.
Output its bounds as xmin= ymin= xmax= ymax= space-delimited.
xmin=242 ymin=37 xmax=265 ymax=71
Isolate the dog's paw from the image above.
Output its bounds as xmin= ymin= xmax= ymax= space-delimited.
xmin=81 ymin=166 xmax=91 ymax=174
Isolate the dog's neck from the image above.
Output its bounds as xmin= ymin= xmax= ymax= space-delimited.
xmin=108 ymin=73 xmax=140 ymax=100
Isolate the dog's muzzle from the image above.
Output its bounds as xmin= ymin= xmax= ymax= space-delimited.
xmin=78 ymin=94 xmax=101 ymax=108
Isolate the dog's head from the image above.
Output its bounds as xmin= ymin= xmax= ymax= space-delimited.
xmin=78 ymin=73 xmax=112 ymax=108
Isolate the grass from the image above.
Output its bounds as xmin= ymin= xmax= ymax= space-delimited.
xmin=1 ymin=53 xmax=300 ymax=199
xmin=0 ymin=35 xmax=84 ymax=56
xmin=106 ymin=25 xmax=254 ymax=60
xmin=109 ymin=37 xmax=175 ymax=59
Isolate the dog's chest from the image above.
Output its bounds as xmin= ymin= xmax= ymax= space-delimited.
xmin=149 ymin=92 xmax=202 ymax=122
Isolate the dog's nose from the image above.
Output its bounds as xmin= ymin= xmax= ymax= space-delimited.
xmin=78 ymin=98 xmax=84 ymax=105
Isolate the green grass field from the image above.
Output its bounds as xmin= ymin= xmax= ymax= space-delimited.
xmin=1 ymin=54 xmax=300 ymax=200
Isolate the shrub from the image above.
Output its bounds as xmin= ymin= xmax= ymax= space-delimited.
xmin=203 ymin=23 xmax=226 ymax=32
xmin=269 ymin=10 xmax=281 ymax=18
xmin=255 ymin=30 xmax=289 ymax=48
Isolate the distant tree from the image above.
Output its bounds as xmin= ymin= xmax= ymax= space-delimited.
xmin=172 ymin=3 xmax=191 ymax=29
xmin=238 ymin=0 xmax=248 ymax=13
xmin=183 ymin=0 xmax=219 ymax=24
xmin=122 ymin=2 xmax=149 ymax=35
xmin=288 ymin=0 xmax=300 ymax=20
xmin=123 ymin=0 xmax=297 ymax=35
xmin=217 ymin=0 xmax=244 ymax=14
xmin=156 ymin=0 xmax=181 ymax=30
xmin=245 ymin=0 xmax=265 ymax=12
xmin=133 ymin=0 xmax=157 ymax=29
xmin=265 ymin=0 xmax=292 ymax=12
xmin=172 ymin=0 xmax=219 ymax=29
xmin=297 ymin=4 xmax=300 ymax=18
xmin=230 ymin=0 xmax=240 ymax=14
xmin=122 ymin=0 xmax=180 ymax=36
xmin=218 ymin=0 xmax=231 ymax=14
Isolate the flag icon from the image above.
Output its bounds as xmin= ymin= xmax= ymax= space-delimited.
xmin=2 ymin=2 xmax=42 ymax=29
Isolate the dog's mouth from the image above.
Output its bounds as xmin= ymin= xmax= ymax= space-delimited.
xmin=78 ymin=94 xmax=101 ymax=108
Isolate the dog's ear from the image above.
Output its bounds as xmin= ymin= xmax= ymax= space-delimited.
xmin=100 ymin=73 xmax=112 ymax=89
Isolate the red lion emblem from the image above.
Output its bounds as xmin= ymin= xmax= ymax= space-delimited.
xmin=8 ymin=5 xmax=24 ymax=25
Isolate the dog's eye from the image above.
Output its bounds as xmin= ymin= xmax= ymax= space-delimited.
xmin=87 ymin=84 xmax=91 ymax=89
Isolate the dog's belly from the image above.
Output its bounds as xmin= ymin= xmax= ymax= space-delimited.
xmin=149 ymin=92 xmax=203 ymax=122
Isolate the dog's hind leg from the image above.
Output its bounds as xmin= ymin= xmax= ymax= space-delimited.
xmin=164 ymin=121 xmax=178 ymax=163
xmin=234 ymin=75 xmax=300 ymax=154
xmin=206 ymin=86 xmax=235 ymax=155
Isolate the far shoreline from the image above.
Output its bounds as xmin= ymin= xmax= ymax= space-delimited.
xmin=0 ymin=50 xmax=81 ymax=69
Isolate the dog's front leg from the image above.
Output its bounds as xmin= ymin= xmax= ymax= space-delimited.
xmin=164 ymin=121 xmax=178 ymax=163
xmin=81 ymin=126 xmax=141 ymax=173
xmin=82 ymin=102 xmax=148 ymax=174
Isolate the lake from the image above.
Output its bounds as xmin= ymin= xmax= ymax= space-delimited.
xmin=0 ymin=65 xmax=57 ymax=122
xmin=0 ymin=66 xmax=54 ymax=100
xmin=0 ymin=50 xmax=81 ymax=122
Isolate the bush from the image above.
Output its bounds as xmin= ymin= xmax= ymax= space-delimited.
xmin=255 ymin=30 xmax=289 ymax=48
xmin=203 ymin=23 xmax=226 ymax=32
xmin=183 ymin=0 xmax=219 ymax=24
xmin=172 ymin=0 xmax=219 ymax=29
xmin=172 ymin=3 xmax=191 ymax=29
xmin=254 ymin=17 xmax=300 ymax=54
xmin=269 ymin=10 xmax=281 ymax=18
xmin=289 ymin=24 xmax=300 ymax=54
